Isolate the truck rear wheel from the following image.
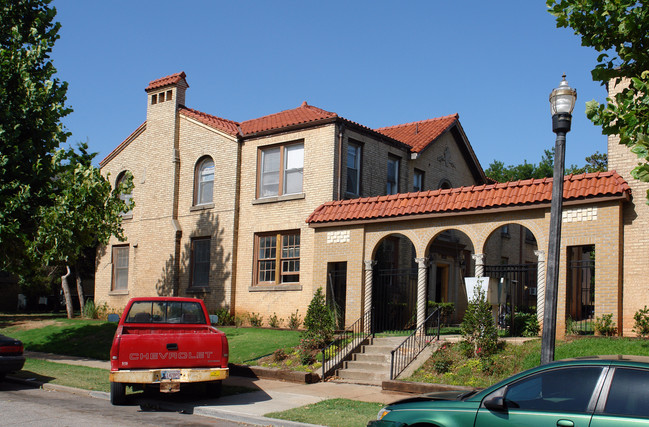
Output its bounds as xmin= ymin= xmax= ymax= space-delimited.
xmin=110 ymin=381 xmax=126 ymax=405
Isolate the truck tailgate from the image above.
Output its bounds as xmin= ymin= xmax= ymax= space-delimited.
xmin=116 ymin=329 xmax=225 ymax=370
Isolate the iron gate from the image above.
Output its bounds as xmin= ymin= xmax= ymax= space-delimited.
xmin=484 ymin=263 xmax=538 ymax=334
xmin=373 ymin=267 xmax=418 ymax=332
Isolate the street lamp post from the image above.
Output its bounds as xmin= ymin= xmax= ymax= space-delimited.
xmin=541 ymin=75 xmax=577 ymax=365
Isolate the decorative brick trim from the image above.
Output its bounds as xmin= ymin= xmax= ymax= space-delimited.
xmin=562 ymin=206 xmax=598 ymax=223
xmin=326 ymin=230 xmax=350 ymax=244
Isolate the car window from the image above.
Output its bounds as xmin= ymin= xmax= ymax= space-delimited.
xmin=125 ymin=301 xmax=152 ymax=323
xmin=504 ymin=367 xmax=603 ymax=413
xmin=604 ymin=367 xmax=649 ymax=418
xmin=125 ymin=301 xmax=205 ymax=324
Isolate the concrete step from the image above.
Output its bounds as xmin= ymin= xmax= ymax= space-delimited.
xmin=344 ymin=360 xmax=390 ymax=371
xmin=351 ymin=352 xmax=390 ymax=363
xmin=337 ymin=368 xmax=388 ymax=382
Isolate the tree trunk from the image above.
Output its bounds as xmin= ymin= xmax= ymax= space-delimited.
xmin=75 ymin=266 xmax=85 ymax=315
xmin=61 ymin=265 xmax=74 ymax=319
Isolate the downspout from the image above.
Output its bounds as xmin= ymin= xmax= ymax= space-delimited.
xmin=337 ymin=123 xmax=344 ymax=200
xmin=172 ymin=110 xmax=182 ymax=296
xmin=230 ymin=131 xmax=243 ymax=316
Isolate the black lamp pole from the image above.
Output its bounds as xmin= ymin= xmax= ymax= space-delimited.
xmin=541 ymin=75 xmax=576 ymax=365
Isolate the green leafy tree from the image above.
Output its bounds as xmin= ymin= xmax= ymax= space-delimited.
xmin=461 ymin=285 xmax=498 ymax=359
xmin=302 ymin=287 xmax=336 ymax=350
xmin=0 ymin=0 xmax=71 ymax=274
xmin=547 ymin=0 xmax=649 ymax=200
xmin=29 ymin=145 xmax=133 ymax=318
xmin=485 ymin=149 xmax=606 ymax=182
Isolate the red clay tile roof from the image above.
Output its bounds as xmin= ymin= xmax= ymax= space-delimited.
xmin=307 ymin=171 xmax=630 ymax=224
xmin=375 ymin=114 xmax=459 ymax=153
xmin=240 ymin=101 xmax=338 ymax=135
xmin=180 ymin=107 xmax=240 ymax=137
xmin=145 ymin=72 xmax=188 ymax=92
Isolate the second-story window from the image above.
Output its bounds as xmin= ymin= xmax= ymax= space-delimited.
xmin=387 ymin=156 xmax=400 ymax=195
xmin=259 ymin=143 xmax=304 ymax=198
xmin=195 ymin=157 xmax=214 ymax=205
xmin=116 ymin=171 xmax=133 ymax=218
xmin=346 ymin=142 xmax=361 ymax=197
xmin=413 ymin=169 xmax=424 ymax=192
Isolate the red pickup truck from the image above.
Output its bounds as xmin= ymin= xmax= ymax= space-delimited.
xmin=109 ymin=297 xmax=229 ymax=405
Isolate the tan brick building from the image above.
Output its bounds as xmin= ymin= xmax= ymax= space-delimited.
xmin=97 ymin=72 xmax=645 ymax=338
xmin=96 ymin=72 xmax=488 ymax=324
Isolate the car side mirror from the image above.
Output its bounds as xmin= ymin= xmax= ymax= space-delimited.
xmin=483 ymin=396 xmax=507 ymax=412
xmin=209 ymin=314 xmax=219 ymax=325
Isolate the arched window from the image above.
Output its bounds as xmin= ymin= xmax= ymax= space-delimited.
xmin=438 ymin=179 xmax=452 ymax=190
xmin=195 ymin=157 xmax=214 ymax=205
xmin=116 ymin=171 xmax=133 ymax=217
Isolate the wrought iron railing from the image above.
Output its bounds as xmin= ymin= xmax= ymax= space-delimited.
xmin=389 ymin=308 xmax=440 ymax=380
xmin=321 ymin=308 xmax=374 ymax=381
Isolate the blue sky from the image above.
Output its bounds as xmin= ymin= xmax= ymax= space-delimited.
xmin=52 ymin=0 xmax=608 ymax=170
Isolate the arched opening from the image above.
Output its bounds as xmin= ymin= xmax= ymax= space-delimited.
xmin=483 ymin=223 xmax=539 ymax=334
xmin=372 ymin=234 xmax=417 ymax=332
xmin=426 ymin=229 xmax=474 ymax=324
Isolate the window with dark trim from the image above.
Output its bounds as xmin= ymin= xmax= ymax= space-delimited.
xmin=190 ymin=237 xmax=211 ymax=288
xmin=258 ymin=143 xmax=304 ymax=198
xmin=387 ymin=156 xmax=400 ymax=195
xmin=254 ymin=231 xmax=300 ymax=284
xmin=346 ymin=142 xmax=361 ymax=196
xmin=413 ymin=169 xmax=424 ymax=192
xmin=112 ymin=245 xmax=129 ymax=291
xmin=194 ymin=157 xmax=214 ymax=205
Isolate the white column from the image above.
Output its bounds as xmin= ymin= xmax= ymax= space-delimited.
xmin=363 ymin=260 xmax=376 ymax=332
xmin=415 ymin=257 xmax=430 ymax=329
xmin=472 ymin=253 xmax=485 ymax=277
xmin=535 ymin=250 xmax=546 ymax=327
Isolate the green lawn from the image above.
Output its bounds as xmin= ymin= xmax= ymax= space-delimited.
xmin=266 ymin=398 xmax=384 ymax=427
xmin=0 ymin=314 xmax=302 ymax=364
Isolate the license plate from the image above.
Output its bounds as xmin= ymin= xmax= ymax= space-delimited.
xmin=161 ymin=369 xmax=181 ymax=380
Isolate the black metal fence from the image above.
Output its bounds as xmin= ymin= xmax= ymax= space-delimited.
xmin=321 ymin=308 xmax=374 ymax=381
xmin=373 ymin=267 xmax=418 ymax=333
xmin=389 ymin=308 xmax=440 ymax=380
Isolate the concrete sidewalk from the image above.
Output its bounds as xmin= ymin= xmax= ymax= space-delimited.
xmin=22 ymin=351 xmax=408 ymax=426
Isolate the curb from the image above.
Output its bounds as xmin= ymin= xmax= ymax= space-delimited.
xmin=5 ymin=375 xmax=318 ymax=427
xmin=229 ymin=363 xmax=320 ymax=384
xmin=382 ymin=379 xmax=475 ymax=394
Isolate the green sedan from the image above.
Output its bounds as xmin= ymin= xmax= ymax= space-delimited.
xmin=369 ymin=355 xmax=649 ymax=427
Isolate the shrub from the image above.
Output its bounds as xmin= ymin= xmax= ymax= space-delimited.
xmin=461 ymin=284 xmax=499 ymax=358
xmin=288 ymin=310 xmax=302 ymax=330
xmin=427 ymin=301 xmax=455 ymax=322
xmin=268 ymin=312 xmax=282 ymax=328
xmin=633 ymin=306 xmax=649 ymax=337
xmin=234 ymin=315 xmax=244 ymax=328
xmin=83 ymin=300 xmax=108 ymax=319
xmin=214 ymin=307 xmax=235 ymax=326
xmin=248 ymin=312 xmax=263 ymax=327
xmin=302 ymin=287 xmax=335 ymax=349
xmin=272 ymin=348 xmax=288 ymax=362
xmin=594 ymin=313 xmax=617 ymax=336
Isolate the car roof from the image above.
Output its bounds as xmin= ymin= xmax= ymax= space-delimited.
xmin=127 ymin=297 xmax=202 ymax=303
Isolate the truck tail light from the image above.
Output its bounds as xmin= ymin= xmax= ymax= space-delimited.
xmin=110 ymin=336 xmax=121 ymax=370
xmin=221 ymin=334 xmax=229 ymax=368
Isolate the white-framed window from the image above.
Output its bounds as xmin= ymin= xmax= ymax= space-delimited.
xmin=190 ymin=237 xmax=211 ymax=287
xmin=387 ymin=156 xmax=400 ymax=195
xmin=255 ymin=231 xmax=300 ymax=285
xmin=194 ymin=157 xmax=214 ymax=205
xmin=258 ymin=143 xmax=304 ymax=198
xmin=346 ymin=142 xmax=361 ymax=196
xmin=112 ymin=245 xmax=129 ymax=290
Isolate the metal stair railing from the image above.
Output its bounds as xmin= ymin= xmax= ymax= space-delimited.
xmin=321 ymin=308 xmax=374 ymax=381
xmin=390 ymin=308 xmax=440 ymax=380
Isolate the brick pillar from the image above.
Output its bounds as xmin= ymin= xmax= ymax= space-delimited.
xmin=535 ymin=250 xmax=546 ymax=327
xmin=415 ymin=257 xmax=430 ymax=329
